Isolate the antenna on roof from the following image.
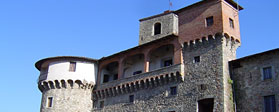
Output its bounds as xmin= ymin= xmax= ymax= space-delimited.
xmin=234 ymin=0 xmax=240 ymax=17
xmin=168 ymin=0 xmax=173 ymax=10
xmin=237 ymin=0 xmax=239 ymax=11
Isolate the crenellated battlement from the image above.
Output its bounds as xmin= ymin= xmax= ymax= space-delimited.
xmin=93 ymin=64 xmax=184 ymax=100
xmin=34 ymin=0 xmax=245 ymax=111
xmin=183 ymin=32 xmax=240 ymax=49
xmin=38 ymin=79 xmax=95 ymax=92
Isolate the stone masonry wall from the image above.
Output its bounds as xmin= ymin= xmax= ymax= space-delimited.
xmin=139 ymin=13 xmax=178 ymax=45
xmin=222 ymin=36 xmax=240 ymax=112
xmin=94 ymin=81 xmax=182 ymax=112
xmin=183 ymin=35 xmax=225 ymax=112
xmin=93 ymin=35 xmax=233 ymax=112
xmin=40 ymin=81 xmax=93 ymax=112
xmin=231 ymin=50 xmax=279 ymax=112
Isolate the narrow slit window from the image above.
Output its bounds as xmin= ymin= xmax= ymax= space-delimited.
xmin=99 ymin=101 xmax=104 ymax=108
xmin=69 ymin=62 xmax=76 ymax=72
xmin=170 ymin=86 xmax=177 ymax=95
xmin=154 ymin=23 xmax=161 ymax=35
xmin=129 ymin=95 xmax=134 ymax=103
xmin=47 ymin=97 xmax=53 ymax=108
xmin=133 ymin=70 xmax=142 ymax=75
xmin=200 ymin=84 xmax=207 ymax=90
xmin=206 ymin=16 xmax=214 ymax=27
xmin=229 ymin=18 xmax=234 ymax=28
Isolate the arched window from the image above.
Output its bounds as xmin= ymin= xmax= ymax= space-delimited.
xmin=154 ymin=23 xmax=161 ymax=35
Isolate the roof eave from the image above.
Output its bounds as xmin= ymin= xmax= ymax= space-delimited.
xmin=35 ymin=56 xmax=98 ymax=70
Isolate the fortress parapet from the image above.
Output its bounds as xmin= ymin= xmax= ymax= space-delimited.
xmin=35 ymin=56 xmax=98 ymax=112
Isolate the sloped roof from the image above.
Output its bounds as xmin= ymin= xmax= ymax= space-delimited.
xmin=35 ymin=56 xmax=98 ymax=70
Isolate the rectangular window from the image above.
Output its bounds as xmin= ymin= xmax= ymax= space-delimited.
xmin=229 ymin=18 xmax=234 ymax=28
xmin=264 ymin=95 xmax=276 ymax=112
xmin=263 ymin=67 xmax=272 ymax=80
xmin=164 ymin=59 xmax=173 ymax=67
xmin=99 ymin=101 xmax=104 ymax=108
xmin=133 ymin=70 xmax=142 ymax=75
xmin=47 ymin=97 xmax=53 ymax=108
xmin=103 ymin=74 xmax=109 ymax=83
xmin=113 ymin=74 xmax=118 ymax=80
xmin=69 ymin=62 xmax=76 ymax=72
xmin=194 ymin=56 xmax=200 ymax=63
xmin=170 ymin=86 xmax=177 ymax=95
xmin=200 ymin=84 xmax=207 ymax=91
xmin=206 ymin=16 xmax=214 ymax=27
xmin=129 ymin=95 xmax=134 ymax=103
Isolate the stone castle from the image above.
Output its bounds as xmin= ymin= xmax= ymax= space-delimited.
xmin=35 ymin=0 xmax=279 ymax=112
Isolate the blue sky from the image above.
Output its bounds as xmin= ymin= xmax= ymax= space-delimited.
xmin=0 ymin=0 xmax=278 ymax=111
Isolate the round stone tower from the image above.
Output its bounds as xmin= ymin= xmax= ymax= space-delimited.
xmin=35 ymin=56 xmax=97 ymax=112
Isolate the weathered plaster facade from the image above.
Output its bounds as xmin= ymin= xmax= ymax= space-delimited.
xmin=36 ymin=57 xmax=97 ymax=112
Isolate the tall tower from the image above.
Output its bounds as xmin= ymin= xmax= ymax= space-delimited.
xmin=35 ymin=56 xmax=98 ymax=112
xmin=139 ymin=11 xmax=179 ymax=45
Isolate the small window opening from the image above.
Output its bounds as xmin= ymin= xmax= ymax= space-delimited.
xmin=47 ymin=97 xmax=53 ymax=108
xmin=206 ymin=16 xmax=214 ymax=27
xmin=113 ymin=74 xmax=118 ymax=80
xmin=129 ymin=95 xmax=134 ymax=103
xmin=200 ymin=84 xmax=207 ymax=91
xmin=133 ymin=70 xmax=142 ymax=75
xmin=263 ymin=67 xmax=272 ymax=80
xmin=170 ymin=86 xmax=177 ymax=95
xmin=93 ymin=100 xmax=97 ymax=109
xmin=99 ymin=101 xmax=104 ymax=108
xmin=264 ymin=95 xmax=276 ymax=112
xmin=194 ymin=56 xmax=200 ymax=63
xmin=163 ymin=59 xmax=173 ymax=67
xmin=69 ymin=62 xmax=76 ymax=72
xmin=154 ymin=23 xmax=161 ymax=35
xmin=103 ymin=74 xmax=109 ymax=83
xmin=229 ymin=18 xmax=234 ymax=28
xmin=198 ymin=98 xmax=214 ymax=112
